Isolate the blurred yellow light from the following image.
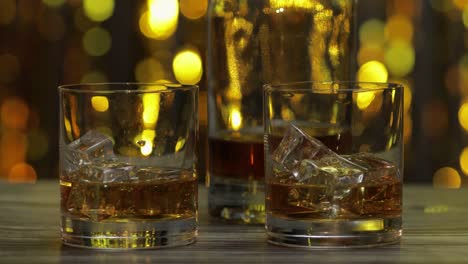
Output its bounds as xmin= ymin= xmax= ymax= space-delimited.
xmin=8 ymin=163 xmax=37 ymax=184
xmin=401 ymin=83 xmax=413 ymax=113
xmin=463 ymin=7 xmax=468 ymax=28
xmin=269 ymin=0 xmax=315 ymax=9
xmin=83 ymin=0 xmax=115 ymax=22
xmin=424 ymin=205 xmax=449 ymax=214
xmin=64 ymin=117 xmax=73 ymax=141
xmin=281 ymin=106 xmax=295 ymax=121
xmin=1 ymin=97 xmax=29 ymax=129
xmin=175 ymin=138 xmax=186 ymax=152
xmin=135 ymin=58 xmax=164 ymax=83
xmin=459 ymin=102 xmax=468 ymax=131
xmin=385 ymin=15 xmax=414 ymax=42
xmin=0 ymin=53 xmax=20 ymax=84
xmin=230 ymin=108 xmax=242 ymax=131
xmin=83 ymin=27 xmax=112 ymax=57
xmin=359 ymin=19 xmax=385 ymax=46
xmin=1 ymin=131 xmax=27 ymax=177
xmin=136 ymin=129 xmax=156 ymax=156
xmin=81 ymin=71 xmax=108 ymax=83
xmin=91 ymin=96 xmax=109 ymax=112
xmin=352 ymin=219 xmax=383 ymax=231
xmin=140 ymin=0 xmax=179 ymax=40
xmin=357 ymin=92 xmax=376 ymax=110
xmin=357 ymin=45 xmax=384 ymax=66
xmin=385 ymin=40 xmax=415 ymax=77
xmin=173 ymin=50 xmax=203 ymax=85
xmin=460 ymin=147 xmax=468 ymax=175
xmin=0 ymin=0 xmax=16 ymax=25
xmin=142 ymin=93 xmax=161 ymax=126
xmin=433 ymin=167 xmax=461 ymax=189
xmin=357 ymin=60 xmax=388 ymax=82
xmin=42 ymin=0 xmax=65 ymax=7
xmin=27 ymin=129 xmax=49 ymax=161
xmin=140 ymin=84 xmax=167 ymax=129
xmin=180 ymin=0 xmax=208 ymax=20
xmin=454 ymin=0 xmax=468 ymax=10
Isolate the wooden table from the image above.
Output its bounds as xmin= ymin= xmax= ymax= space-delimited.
xmin=1 ymin=181 xmax=467 ymax=263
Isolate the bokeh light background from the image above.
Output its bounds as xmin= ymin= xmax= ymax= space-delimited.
xmin=0 ymin=0 xmax=467 ymax=188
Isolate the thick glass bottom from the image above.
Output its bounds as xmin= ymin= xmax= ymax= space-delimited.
xmin=61 ymin=215 xmax=197 ymax=249
xmin=208 ymin=174 xmax=265 ymax=224
xmin=266 ymin=213 xmax=401 ymax=248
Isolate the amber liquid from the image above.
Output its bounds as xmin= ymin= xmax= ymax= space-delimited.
xmin=207 ymin=132 xmax=265 ymax=223
xmin=60 ymin=168 xmax=198 ymax=249
xmin=267 ymin=175 xmax=402 ymax=220
xmin=208 ymin=135 xmax=264 ymax=181
xmin=61 ymin=170 xmax=197 ymax=222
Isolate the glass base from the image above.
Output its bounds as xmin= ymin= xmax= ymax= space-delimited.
xmin=61 ymin=216 xmax=197 ymax=249
xmin=208 ymin=174 xmax=265 ymax=224
xmin=266 ymin=213 xmax=401 ymax=248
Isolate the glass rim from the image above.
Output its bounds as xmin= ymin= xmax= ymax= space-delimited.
xmin=263 ymin=81 xmax=403 ymax=93
xmin=58 ymin=82 xmax=198 ymax=94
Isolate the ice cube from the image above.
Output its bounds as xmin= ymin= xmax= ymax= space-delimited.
xmin=68 ymin=130 xmax=115 ymax=162
xmin=82 ymin=161 xmax=136 ymax=183
xmin=335 ymin=153 xmax=402 ymax=216
xmin=272 ymin=124 xmax=365 ymax=186
xmin=65 ymin=130 xmax=115 ymax=170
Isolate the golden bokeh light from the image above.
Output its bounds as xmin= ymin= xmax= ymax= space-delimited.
xmin=135 ymin=57 xmax=164 ymax=83
xmin=180 ymin=0 xmax=208 ymax=19
xmin=91 ymin=96 xmax=109 ymax=112
xmin=0 ymin=53 xmax=20 ymax=84
xmin=142 ymin=93 xmax=161 ymax=126
xmin=269 ymin=0 xmax=315 ymax=9
xmin=404 ymin=85 xmax=412 ymax=113
xmin=64 ymin=117 xmax=73 ymax=141
xmin=459 ymin=102 xmax=468 ymax=131
xmin=385 ymin=15 xmax=414 ymax=42
xmin=0 ymin=131 xmax=27 ymax=177
xmin=0 ymin=0 xmax=16 ymax=25
xmin=229 ymin=107 xmax=242 ymax=131
xmin=357 ymin=60 xmax=388 ymax=82
xmin=385 ymin=40 xmax=415 ymax=77
xmin=27 ymin=129 xmax=49 ymax=161
xmin=460 ymin=147 xmax=468 ymax=175
xmin=173 ymin=50 xmax=203 ymax=85
xmin=175 ymin=137 xmax=186 ymax=152
xmin=140 ymin=0 xmax=179 ymax=40
xmin=433 ymin=167 xmax=461 ymax=189
xmin=83 ymin=27 xmax=112 ymax=57
xmin=8 ymin=163 xmax=37 ymax=184
xmin=454 ymin=0 xmax=468 ymax=10
xmin=135 ymin=129 xmax=156 ymax=156
xmin=357 ymin=45 xmax=384 ymax=66
xmin=83 ymin=0 xmax=115 ymax=22
xmin=42 ymin=0 xmax=65 ymax=7
xmin=359 ymin=19 xmax=385 ymax=46
xmin=1 ymin=97 xmax=29 ymax=129
xmin=424 ymin=205 xmax=449 ymax=214
xmin=81 ymin=71 xmax=108 ymax=83
xmin=463 ymin=7 xmax=468 ymax=28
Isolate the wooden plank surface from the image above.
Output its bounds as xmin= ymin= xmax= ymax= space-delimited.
xmin=0 ymin=181 xmax=467 ymax=263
